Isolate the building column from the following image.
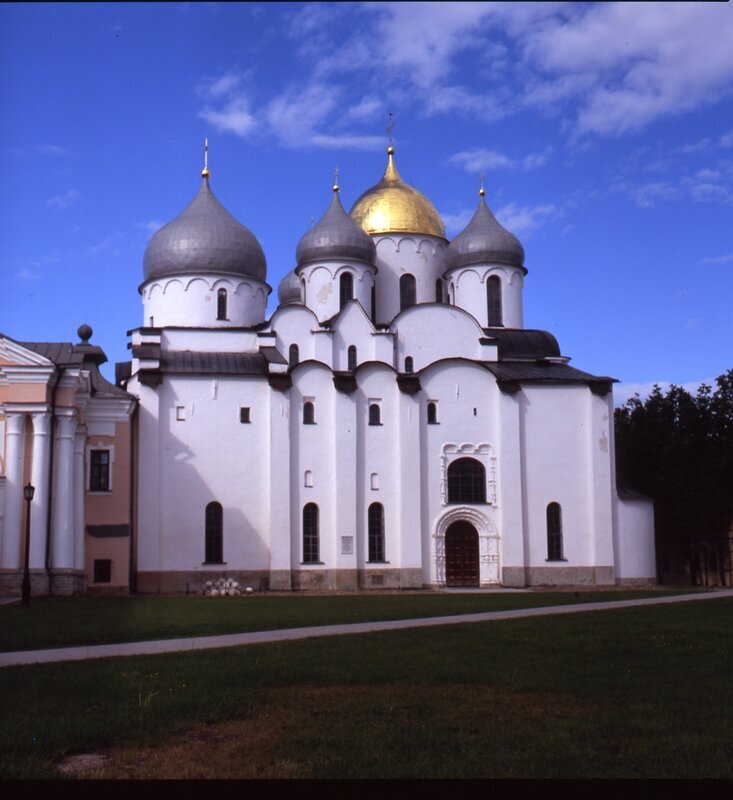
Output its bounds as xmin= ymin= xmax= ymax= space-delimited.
xmin=29 ymin=412 xmax=52 ymax=569
xmin=51 ymin=413 xmax=77 ymax=569
xmin=73 ymin=427 xmax=86 ymax=570
xmin=1 ymin=413 xmax=25 ymax=569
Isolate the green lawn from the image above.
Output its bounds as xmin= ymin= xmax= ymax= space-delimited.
xmin=1 ymin=595 xmax=731 ymax=779
xmin=0 ymin=589 xmax=690 ymax=652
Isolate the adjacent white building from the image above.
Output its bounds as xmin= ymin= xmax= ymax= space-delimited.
xmin=120 ymin=145 xmax=656 ymax=592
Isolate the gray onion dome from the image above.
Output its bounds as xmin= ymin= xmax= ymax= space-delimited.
xmin=143 ymin=177 xmax=267 ymax=283
xmin=445 ymin=194 xmax=525 ymax=270
xmin=296 ymin=188 xmax=376 ymax=267
xmin=277 ymin=270 xmax=302 ymax=305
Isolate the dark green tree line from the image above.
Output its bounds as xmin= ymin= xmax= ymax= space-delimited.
xmin=614 ymin=370 xmax=733 ymax=580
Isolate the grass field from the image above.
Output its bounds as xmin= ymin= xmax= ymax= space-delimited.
xmin=0 ymin=589 xmax=688 ymax=652
xmin=1 ymin=593 xmax=731 ymax=779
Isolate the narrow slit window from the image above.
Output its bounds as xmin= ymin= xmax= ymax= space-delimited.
xmin=240 ymin=407 xmax=251 ymax=424
xmin=205 ymin=502 xmax=224 ymax=563
xmin=547 ymin=502 xmax=563 ymax=561
xmin=487 ymin=275 xmax=503 ymax=327
xmin=348 ymin=345 xmax=357 ymax=371
xmin=340 ymin=273 xmax=353 ymax=308
xmin=289 ymin=344 xmax=299 ymax=367
xmin=399 ymin=274 xmax=416 ymax=311
xmin=368 ymin=503 xmax=385 ymax=562
xmin=303 ymin=401 xmax=315 ymax=425
xmin=369 ymin=403 xmax=381 ymax=426
xmin=303 ymin=503 xmax=319 ymax=563
xmin=427 ymin=402 xmax=438 ymax=424
xmin=435 ymin=279 xmax=443 ymax=303
xmin=217 ymin=288 xmax=228 ymax=321
xmin=404 ymin=356 xmax=414 ymax=374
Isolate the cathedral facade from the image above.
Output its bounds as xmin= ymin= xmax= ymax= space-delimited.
xmin=0 ymin=145 xmax=656 ymax=595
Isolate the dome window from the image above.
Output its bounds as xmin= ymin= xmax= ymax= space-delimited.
xmin=289 ymin=344 xmax=299 ymax=368
xmin=487 ymin=276 xmax=503 ymax=327
xmin=348 ymin=345 xmax=357 ymax=371
xmin=340 ymin=273 xmax=354 ymax=309
xmin=217 ymin=288 xmax=228 ymax=321
xmin=400 ymin=274 xmax=416 ymax=311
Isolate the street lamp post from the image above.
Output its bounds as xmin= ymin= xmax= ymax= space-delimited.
xmin=21 ymin=483 xmax=35 ymax=607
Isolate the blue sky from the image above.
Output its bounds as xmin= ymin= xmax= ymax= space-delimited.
xmin=1 ymin=2 xmax=731 ymax=405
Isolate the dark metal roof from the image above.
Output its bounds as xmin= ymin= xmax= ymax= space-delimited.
xmin=486 ymin=362 xmax=612 ymax=384
xmin=445 ymin=195 xmax=525 ymax=270
xmin=277 ymin=269 xmax=302 ymax=305
xmin=486 ymin=329 xmax=561 ymax=360
xmin=616 ymin=472 xmax=654 ymax=502
xmin=143 ymin=177 xmax=267 ymax=283
xmin=20 ymin=341 xmax=84 ymax=367
xmin=297 ymin=190 xmax=376 ymax=267
xmin=159 ymin=351 xmax=268 ymax=375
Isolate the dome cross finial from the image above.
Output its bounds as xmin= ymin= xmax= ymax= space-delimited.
xmin=201 ymin=137 xmax=210 ymax=179
xmin=386 ymin=112 xmax=395 ymax=154
xmin=333 ymin=165 xmax=340 ymax=193
xmin=479 ymin=171 xmax=486 ymax=197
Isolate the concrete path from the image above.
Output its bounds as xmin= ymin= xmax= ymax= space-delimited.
xmin=1 ymin=589 xmax=732 ymax=668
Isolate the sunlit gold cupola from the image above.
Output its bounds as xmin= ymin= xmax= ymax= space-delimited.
xmin=350 ymin=146 xmax=446 ymax=239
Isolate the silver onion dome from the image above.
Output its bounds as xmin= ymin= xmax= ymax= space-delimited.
xmin=277 ymin=270 xmax=302 ymax=305
xmin=296 ymin=187 xmax=376 ymax=267
xmin=445 ymin=193 xmax=525 ymax=270
xmin=143 ymin=176 xmax=267 ymax=283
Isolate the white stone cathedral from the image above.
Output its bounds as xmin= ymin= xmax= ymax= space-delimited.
xmin=0 ymin=144 xmax=656 ymax=595
xmin=125 ymin=144 xmax=655 ymax=592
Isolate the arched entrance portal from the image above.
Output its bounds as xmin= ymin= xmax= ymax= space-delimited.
xmin=445 ymin=521 xmax=480 ymax=587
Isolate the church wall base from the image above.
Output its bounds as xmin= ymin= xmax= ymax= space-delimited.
xmin=615 ymin=577 xmax=657 ymax=587
xmin=0 ymin=569 xmax=51 ymax=597
xmin=502 ymin=566 xmax=616 ymax=587
xmin=136 ymin=570 xmax=272 ymax=595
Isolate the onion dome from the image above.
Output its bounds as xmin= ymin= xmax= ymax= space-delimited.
xmin=277 ymin=269 xmax=302 ymax=305
xmin=445 ymin=189 xmax=525 ymax=270
xmin=350 ymin=146 xmax=445 ymax=238
xmin=296 ymin=184 xmax=376 ymax=267
xmin=143 ymin=173 xmax=266 ymax=283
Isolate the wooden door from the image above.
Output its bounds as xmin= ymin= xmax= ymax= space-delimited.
xmin=445 ymin=521 xmax=480 ymax=587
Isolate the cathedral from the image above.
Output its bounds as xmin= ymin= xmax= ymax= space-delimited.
xmin=0 ymin=144 xmax=656 ymax=595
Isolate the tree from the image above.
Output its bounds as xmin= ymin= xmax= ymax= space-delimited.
xmin=614 ymin=370 xmax=733 ymax=582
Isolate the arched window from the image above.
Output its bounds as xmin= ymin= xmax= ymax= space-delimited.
xmin=369 ymin=403 xmax=381 ymax=426
xmin=404 ymin=356 xmax=414 ymax=373
xmin=289 ymin=344 xmax=299 ymax=367
xmin=303 ymin=401 xmax=315 ymax=425
xmin=435 ymin=279 xmax=443 ymax=304
xmin=368 ymin=503 xmax=385 ymax=562
xmin=547 ymin=502 xmax=563 ymax=561
xmin=487 ymin=275 xmax=503 ymax=326
xmin=303 ymin=503 xmax=319 ymax=563
xmin=340 ymin=273 xmax=353 ymax=308
xmin=447 ymin=458 xmax=486 ymax=504
xmin=427 ymin=402 xmax=438 ymax=424
xmin=348 ymin=345 xmax=357 ymax=371
xmin=205 ymin=502 xmax=223 ymax=563
xmin=217 ymin=288 xmax=227 ymax=321
xmin=399 ymin=274 xmax=416 ymax=311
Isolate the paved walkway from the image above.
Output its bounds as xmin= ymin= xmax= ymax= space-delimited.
xmin=2 ymin=589 xmax=732 ymax=668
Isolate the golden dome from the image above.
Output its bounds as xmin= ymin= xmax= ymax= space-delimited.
xmin=350 ymin=147 xmax=446 ymax=238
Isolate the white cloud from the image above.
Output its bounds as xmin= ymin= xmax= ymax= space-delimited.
xmin=139 ymin=220 xmax=165 ymax=235
xmin=440 ymin=208 xmax=474 ymax=237
xmin=629 ymin=181 xmax=680 ymax=208
xmin=448 ymin=148 xmax=514 ymax=172
xmin=18 ymin=269 xmax=41 ymax=281
xmin=199 ymin=97 xmax=258 ymax=138
xmin=698 ymin=253 xmax=733 ymax=266
xmin=46 ymin=189 xmax=80 ymax=210
xmin=309 ymin=133 xmax=385 ymax=151
xmin=344 ymin=96 xmax=383 ymax=123
xmin=448 ymin=146 xmax=552 ymax=174
xmin=494 ymin=201 xmax=562 ymax=237
xmin=198 ymin=71 xmax=246 ymax=99
xmin=38 ymin=143 xmax=70 ymax=156
xmin=721 ymin=128 xmax=733 ymax=148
